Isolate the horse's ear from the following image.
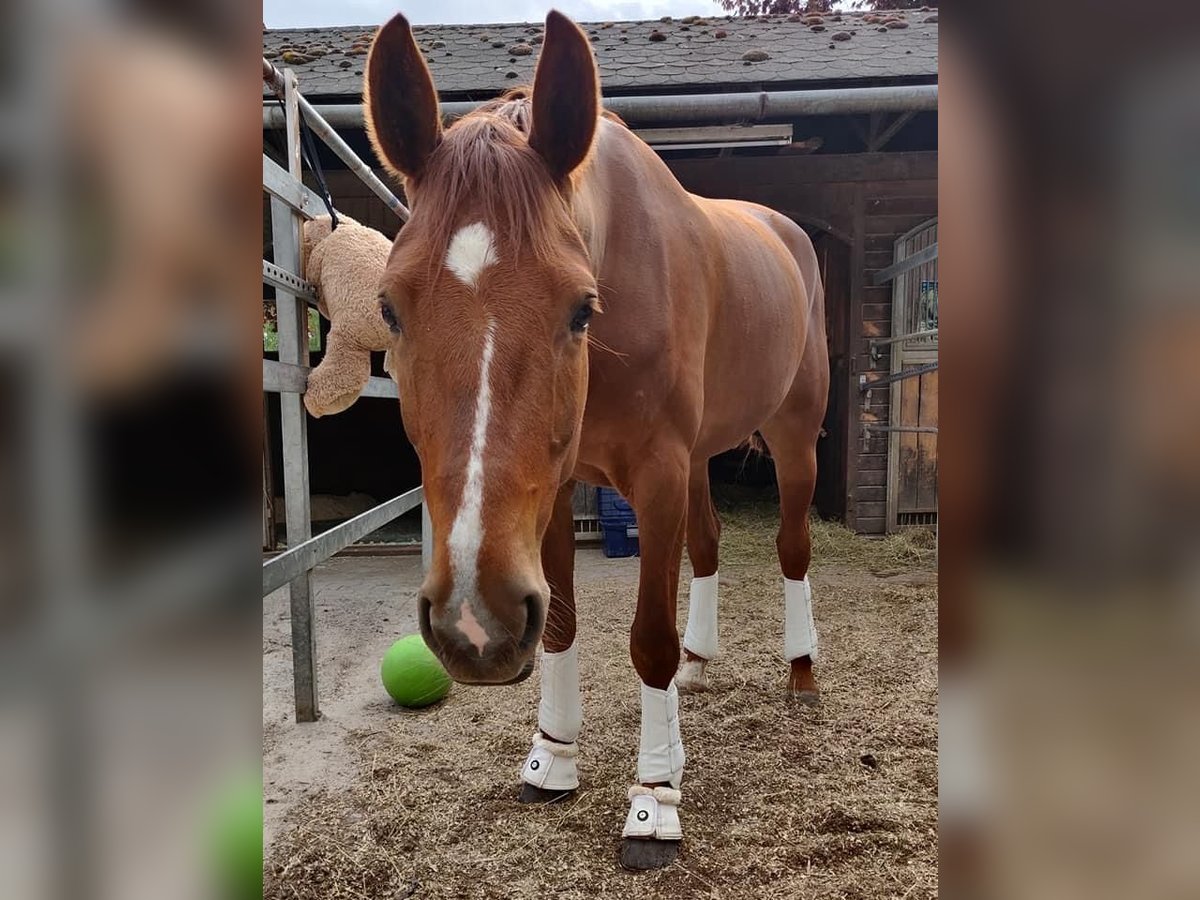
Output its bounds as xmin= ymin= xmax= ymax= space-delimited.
xmin=528 ymin=10 xmax=599 ymax=183
xmin=364 ymin=13 xmax=442 ymax=182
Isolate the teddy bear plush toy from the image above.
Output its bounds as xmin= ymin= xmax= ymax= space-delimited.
xmin=299 ymin=214 xmax=394 ymax=417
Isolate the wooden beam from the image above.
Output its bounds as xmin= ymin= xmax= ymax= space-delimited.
xmin=667 ymin=151 xmax=938 ymax=188
xmin=869 ymin=110 xmax=917 ymax=152
xmin=633 ymin=123 xmax=793 ymax=148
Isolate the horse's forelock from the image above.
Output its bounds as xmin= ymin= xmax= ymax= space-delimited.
xmin=412 ymin=104 xmax=568 ymax=267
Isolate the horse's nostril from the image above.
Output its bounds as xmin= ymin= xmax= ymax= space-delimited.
xmin=520 ymin=594 xmax=544 ymax=649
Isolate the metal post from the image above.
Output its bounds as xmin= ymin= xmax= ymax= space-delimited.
xmin=421 ymin=500 xmax=433 ymax=574
xmin=271 ymin=69 xmax=319 ymax=722
xmin=262 ymin=83 xmax=940 ymax=131
xmin=263 ymin=58 xmax=409 ymax=223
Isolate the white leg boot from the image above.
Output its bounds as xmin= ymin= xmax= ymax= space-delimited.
xmin=677 ymin=573 xmax=718 ymax=692
xmin=622 ymin=681 xmax=685 ymax=841
xmin=784 ymin=576 xmax=818 ymax=663
xmin=520 ymin=643 xmax=582 ymax=793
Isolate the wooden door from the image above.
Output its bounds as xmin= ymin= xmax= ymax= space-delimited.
xmin=887 ymin=220 xmax=938 ymax=530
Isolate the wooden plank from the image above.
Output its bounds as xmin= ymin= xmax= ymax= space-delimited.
xmin=668 ymin=151 xmax=938 ymax=189
xmin=864 ymin=400 xmax=892 ymax=420
xmin=861 ymin=178 xmax=938 ymax=199
xmin=897 ymin=368 xmax=921 ymax=513
xmin=862 ymin=405 xmax=891 ymax=423
xmin=862 ymin=320 xmax=890 ymax=338
xmin=868 ymin=110 xmax=915 ymax=152
xmin=865 ymin=213 xmax=940 ymax=238
xmin=865 ymin=234 xmax=900 ymax=253
xmin=916 ymin=371 xmax=939 ymax=510
xmin=862 ymin=430 xmax=888 ymax=455
xmin=855 ymin=516 xmax=887 ymax=534
xmin=856 ymin=502 xmax=887 ymax=519
xmin=858 ymin=468 xmax=888 ymax=487
xmin=857 ymin=486 xmax=886 ymax=503
xmin=634 ymin=123 xmax=793 ymax=146
xmin=859 ymin=454 xmax=888 ymax=471
xmin=867 ymin=196 xmax=942 ymax=216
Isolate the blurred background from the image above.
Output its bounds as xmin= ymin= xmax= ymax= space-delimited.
xmin=941 ymin=2 xmax=1200 ymax=898
xmin=1 ymin=1 xmax=260 ymax=898
xmin=0 ymin=0 xmax=1198 ymax=897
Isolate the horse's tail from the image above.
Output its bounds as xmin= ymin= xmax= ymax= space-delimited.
xmin=745 ymin=431 xmax=769 ymax=456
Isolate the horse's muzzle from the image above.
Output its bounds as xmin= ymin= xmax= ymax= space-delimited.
xmin=417 ymin=591 xmax=544 ymax=685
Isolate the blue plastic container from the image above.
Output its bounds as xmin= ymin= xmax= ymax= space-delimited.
xmin=601 ymin=519 xmax=639 ymax=558
xmin=597 ymin=487 xmax=635 ymax=520
xmin=597 ymin=487 xmax=638 ymax=558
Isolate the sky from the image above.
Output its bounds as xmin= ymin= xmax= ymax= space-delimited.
xmin=262 ymin=0 xmax=730 ymax=28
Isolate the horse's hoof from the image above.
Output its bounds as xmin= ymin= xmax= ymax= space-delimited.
xmin=788 ymin=688 xmax=820 ymax=706
xmin=517 ymin=783 xmax=575 ymax=804
xmin=620 ymin=838 xmax=680 ymax=870
xmin=675 ymin=659 xmax=709 ymax=693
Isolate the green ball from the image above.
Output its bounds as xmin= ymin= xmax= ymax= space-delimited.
xmin=381 ymin=634 xmax=452 ymax=707
xmin=209 ymin=775 xmax=263 ymax=900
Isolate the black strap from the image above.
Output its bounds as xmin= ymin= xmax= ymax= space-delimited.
xmin=275 ymin=98 xmax=339 ymax=229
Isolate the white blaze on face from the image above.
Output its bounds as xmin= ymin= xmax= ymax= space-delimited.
xmin=447 ymin=313 xmax=498 ymax=653
xmin=444 ymin=221 xmax=497 ymax=289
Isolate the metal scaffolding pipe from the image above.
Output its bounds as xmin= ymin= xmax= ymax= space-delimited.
xmin=263 ymin=58 xmax=409 ymax=221
xmin=263 ymin=83 xmax=937 ymax=130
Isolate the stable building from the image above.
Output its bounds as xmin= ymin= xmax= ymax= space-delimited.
xmin=263 ymin=12 xmax=938 ymax=537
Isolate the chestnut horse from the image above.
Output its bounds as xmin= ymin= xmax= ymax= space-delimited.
xmin=366 ymin=10 xmax=828 ymax=869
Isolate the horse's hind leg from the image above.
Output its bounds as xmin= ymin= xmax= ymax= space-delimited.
xmin=761 ymin=398 xmax=824 ymax=704
xmin=676 ymin=462 xmax=721 ymax=693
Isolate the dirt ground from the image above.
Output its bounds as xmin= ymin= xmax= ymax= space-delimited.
xmin=264 ymin=504 xmax=937 ymax=899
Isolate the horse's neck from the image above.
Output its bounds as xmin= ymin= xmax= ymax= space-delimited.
xmin=572 ymin=117 xmax=695 ymax=277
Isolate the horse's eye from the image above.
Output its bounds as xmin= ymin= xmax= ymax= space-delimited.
xmin=379 ymin=297 xmax=401 ymax=334
xmin=570 ymin=298 xmax=595 ymax=334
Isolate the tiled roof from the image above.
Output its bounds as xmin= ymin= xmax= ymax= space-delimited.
xmin=263 ymin=11 xmax=938 ymax=99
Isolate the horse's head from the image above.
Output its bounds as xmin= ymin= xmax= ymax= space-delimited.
xmin=365 ymin=11 xmax=600 ymax=684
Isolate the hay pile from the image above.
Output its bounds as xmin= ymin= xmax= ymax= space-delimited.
xmin=266 ymin=506 xmax=937 ymax=899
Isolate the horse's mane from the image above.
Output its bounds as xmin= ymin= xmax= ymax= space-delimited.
xmin=411 ymin=88 xmax=621 ymax=266
xmin=410 ymin=89 xmax=570 ymax=265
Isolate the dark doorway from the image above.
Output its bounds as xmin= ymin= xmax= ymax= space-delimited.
xmin=812 ymin=230 xmax=851 ymax=521
xmin=706 ymin=226 xmax=851 ymax=523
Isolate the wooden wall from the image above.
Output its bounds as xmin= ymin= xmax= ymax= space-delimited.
xmin=307 ymin=151 xmax=938 ymax=534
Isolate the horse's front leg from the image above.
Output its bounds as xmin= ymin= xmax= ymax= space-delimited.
xmin=620 ymin=454 xmax=689 ymax=870
xmin=518 ymin=480 xmax=581 ymax=803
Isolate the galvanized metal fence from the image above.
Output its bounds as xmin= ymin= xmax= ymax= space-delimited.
xmin=261 ymin=62 xmax=429 ymax=723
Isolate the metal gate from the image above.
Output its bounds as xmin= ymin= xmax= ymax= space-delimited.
xmin=261 ymin=61 xmax=430 ymax=723
xmin=865 ymin=218 xmax=938 ymax=532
